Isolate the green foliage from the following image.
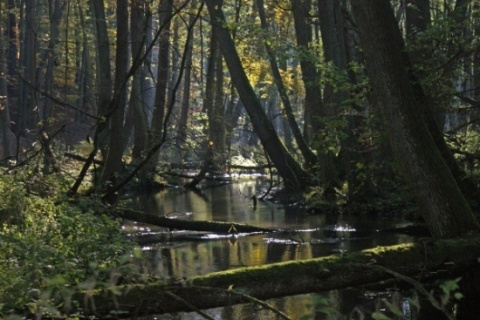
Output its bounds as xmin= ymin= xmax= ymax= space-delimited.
xmin=439 ymin=278 xmax=463 ymax=306
xmin=0 ymin=173 xmax=27 ymax=225
xmin=0 ymin=170 xmax=136 ymax=317
xmin=448 ymin=124 xmax=480 ymax=176
xmin=370 ymin=278 xmax=464 ymax=320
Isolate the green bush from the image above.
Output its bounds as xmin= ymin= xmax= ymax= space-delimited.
xmin=0 ymin=171 xmax=136 ymax=317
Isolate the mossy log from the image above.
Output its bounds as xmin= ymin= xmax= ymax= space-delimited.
xmin=114 ymin=208 xmax=276 ymax=233
xmin=70 ymin=235 xmax=480 ymax=318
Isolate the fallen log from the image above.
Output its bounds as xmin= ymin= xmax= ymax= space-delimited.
xmin=113 ymin=208 xmax=277 ymax=234
xmin=69 ymin=235 xmax=480 ymax=318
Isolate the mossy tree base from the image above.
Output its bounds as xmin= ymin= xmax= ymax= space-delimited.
xmin=68 ymin=235 xmax=480 ymax=318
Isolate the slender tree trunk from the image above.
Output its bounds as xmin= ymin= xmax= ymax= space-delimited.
xmin=256 ymin=0 xmax=317 ymax=166
xmin=89 ymin=0 xmax=112 ymax=158
xmin=6 ymin=0 xmax=17 ymax=102
xmin=206 ymin=0 xmax=308 ymax=190
xmin=42 ymin=0 xmax=65 ymax=123
xmin=203 ymin=2 xmax=227 ymax=172
xmin=474 ymin=1 xmax=480 ymax=103
xmin=99 ymin=0 xmax=129 ymax=189
xmin=210 ymin=30 xmax=226 ymax=171
xmin=149 ymin=0 xmax=173 ymax=165
xmin=175 ymin=2 xmax=196 ymax=165
xmin=351 ymin=0 xmax=479 ymax=238
xmin=142 ymin=1 xmax=155 ymax=123
xmin=0 ymin=1 xmax=14 ymax=161
xmin=74 ymin=2 xmax=92 ymax=122
xmin=19 ymin=0 xmax=38 ymax=133
xmin=204 ymin=12 xmax=217 ymax=136
xmin=130 ymin=0 xmax=148 ymax=163
xmin=290 ymin=0 xmax=323 ymax=145
xmin=40 ymin=0 xmax=66 ymax=174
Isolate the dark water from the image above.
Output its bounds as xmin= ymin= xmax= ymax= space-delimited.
xmin=125 ymin=180 xmax=415 ymax=282
xmin=122 ymin=180 xmax=434 ymax=319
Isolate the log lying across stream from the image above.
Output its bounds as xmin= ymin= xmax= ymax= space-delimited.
xmin=71 ymin=234 xmax=480 ymax=318
xmin=113 ymin=208 xmax=277 ymax=234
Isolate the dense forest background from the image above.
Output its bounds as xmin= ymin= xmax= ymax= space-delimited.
xmin=2 ymin=0 xmax=480 ymax=317
xmin=1 ymin=0 xmax=480 ymax=228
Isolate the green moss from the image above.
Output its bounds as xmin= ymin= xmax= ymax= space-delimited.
xmin=191 ymin=239 xmax=480 ymax=290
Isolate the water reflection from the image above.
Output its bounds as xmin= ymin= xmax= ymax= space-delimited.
xmin=139 ymin=287 xmax=421 ymax=319
xmin=124 ymin=180 xmax=480 ymax=319
xmin=126 ymin=180 xmax=415 ymax=281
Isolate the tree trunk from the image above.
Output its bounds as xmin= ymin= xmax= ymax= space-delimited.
xmin=130 ymin=0 xmax=148 ymax=164
xmin=256 ymin=0 xmax=317 ymax=167
xmin=175 ymin=2 xmax=196 ymax=165
xmin=149 ymin=0 xmax=173 ymax=165
xmin=351 ymin=0 xmax=479 ymax=238
xmin=290 ymin=0 xmax=323 ymax=145
xmin=19 ymin=0 xmax=38 ymax=133
xmin=205 ymin=0 xmax=309 ymax=190
xmin=316 ymin=0 xmax=350 ymax=198
xmin=0 ymin=3 xmax=14 ymax=160
xmin=42 ymin=0 xmax=65 ymax=123
xmin=41 ymin=0 xmax=66 ymax=174
xmin=204 ymin=3 xmax=227 ymax=173
xmin=89 ymin=0 xmax=112 ymax=159
xmin=6 ymin=0 xmax=18 ymax=102
xmin=74 ymin=2 xmax=92 ymax=122
xmin=99 ymin=0 xmax=129 ymax=189
xmin=210 ymin=34 xmax=227 ymax=172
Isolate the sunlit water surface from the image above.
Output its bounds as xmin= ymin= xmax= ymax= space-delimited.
xmin=124 ymin=179 xmax=418 ymax=319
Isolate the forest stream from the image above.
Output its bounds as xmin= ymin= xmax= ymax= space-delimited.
xmin=122 ymin=179 xmax=425 ymax=319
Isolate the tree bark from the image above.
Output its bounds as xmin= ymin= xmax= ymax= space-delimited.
xmin=19 ymin=0 xmax=38 ymax=132
xmin=41 ymin=0 xmax=65 ymax=124
xmin=99 ymin=0 xmax=129 ymax=188
xmin=204 ymin=2 xmax=227 ymax=172
xmin=290 ymin=0 xmax=323 ymax=145
xmin=351 ymin=0 xmax=479 ymax=238
xmin=210 ymin=24 xmax=227 ymax=172
xmin=74 ymin=2 xmax=92 ymax=122
xmin=130 ymin=0 xmax=148 ymax=163
xmin=89 ymin=0 xmax=112 ymax=160
xmin=205 ymin=0 xmax=309 ymax=190
xmin=316 ymin=0 xmax=349 ymax=198
xmin=175 ymin=1 xmax=196 ymax=164
xmin=6 ymin=0 xmax=17 ymax=100
xmin=0 ymin=0 xmax=14 ymax=161
xmin=148 ymin=0 xmax=173 ymax=166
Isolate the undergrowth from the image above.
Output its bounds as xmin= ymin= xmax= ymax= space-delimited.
xmin=0 ymin=167 xmax=138 ymax=318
